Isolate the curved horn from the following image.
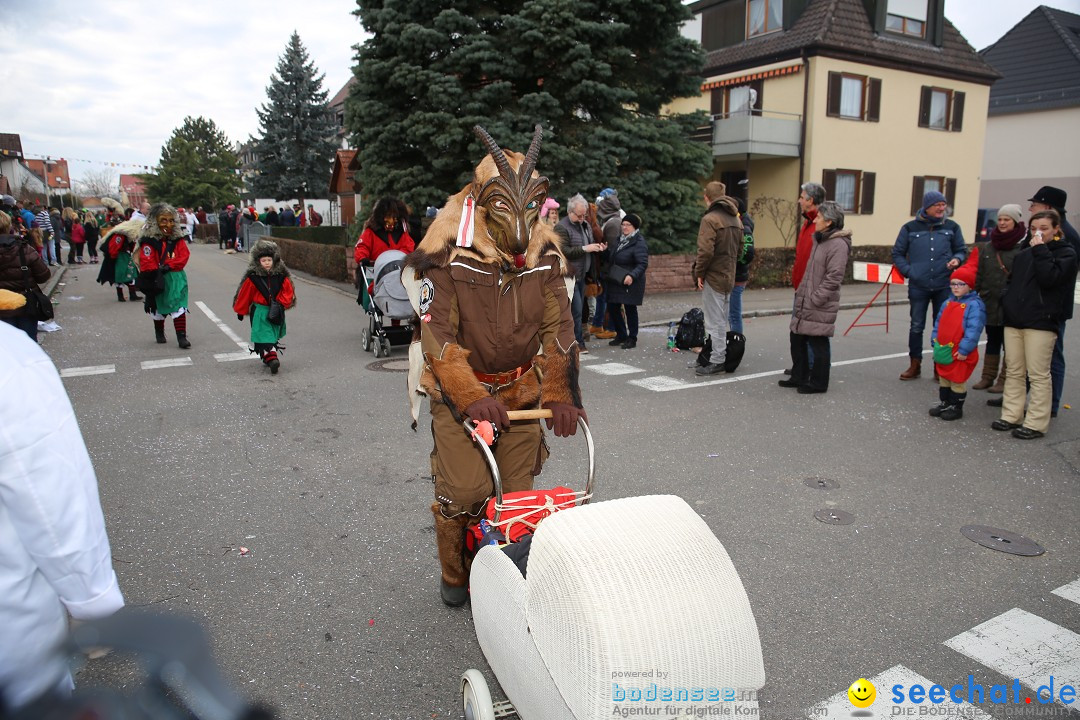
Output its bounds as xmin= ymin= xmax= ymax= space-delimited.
xmin=473 ymin=125 xmax=513 ymax=180
xmin=520 ymin=124 xmax=543 ymax=179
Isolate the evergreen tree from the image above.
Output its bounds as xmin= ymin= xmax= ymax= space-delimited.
xmin=251 ymin=32 xmax=338 ymax=206
xmin=348 ymin=0 xmax=710 ymax=252
xmin=144 ymin=116 xmax=240 ymax=210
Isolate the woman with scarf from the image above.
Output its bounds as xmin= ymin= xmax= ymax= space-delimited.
xmin=972 ymin=204 xmax=1025 ymax=393
xmin=600 ymin=213 xmax=649 ymax=349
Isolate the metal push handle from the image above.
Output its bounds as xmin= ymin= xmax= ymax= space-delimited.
xmin=463 ymin=408 xmax=595 ymax=522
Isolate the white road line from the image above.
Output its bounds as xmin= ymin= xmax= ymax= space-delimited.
xmin=214 ymin=351 xmax=259 ymax=362
xmin=1051 ymin=578 xmax=1080 ymax=606
xmin=579 ymin=354 xmax=599 ymax=362
xmin=582 ymin=362 xmax=645 ymax=376
xmin=944 ymin=608 xmax=1080 ymax=707
xmin=804 ymin=664 xmax=993 ymax=719
xmin=140 ymin=357 xmax=193 ymax=370
xmin=60 ymin=364 xmax=116 ymax=378
xmin=195 ymin=300 xmax=247 ymax=350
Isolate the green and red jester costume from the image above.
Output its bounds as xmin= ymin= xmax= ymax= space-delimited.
xmin=233 ymin=239 xmax=296 ymax=374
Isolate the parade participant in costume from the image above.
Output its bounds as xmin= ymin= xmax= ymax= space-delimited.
xmin=928 ymin=262 xmax=986 ymax=421
xmin=232 ymin=239 xmax=296 ymax=375
xmin=97 ymin=218 xmax=143 ymax=302
xmin=137 ymin=204 xmax=191 ymax=348
xmin=402 ymin=125 xmax=586 ymax=607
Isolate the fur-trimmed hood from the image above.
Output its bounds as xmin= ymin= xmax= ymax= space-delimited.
xmin=246 ymin=238 xmax=290 ymax=277
xmin=102 ymin=218 xmax=144 ymax=244
xmin=138 ymin=203 xmax=185 ymax=241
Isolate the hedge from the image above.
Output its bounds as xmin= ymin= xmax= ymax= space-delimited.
xmin=272 ymin=236 xmax=349 ymax=283
xmin=270 ymin=226 xmax=350 ymax=247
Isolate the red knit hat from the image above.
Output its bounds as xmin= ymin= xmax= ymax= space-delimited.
xmin=951 ymin=264 xmax=976 ymax=289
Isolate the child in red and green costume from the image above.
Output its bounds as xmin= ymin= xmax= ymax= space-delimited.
xmin=138 ymin=204 xmax=191 ymax=348
xmin=232 ymin=239 xmax=296 ymax=374
xmin=929 ymin=262 xmax=986 ymax=421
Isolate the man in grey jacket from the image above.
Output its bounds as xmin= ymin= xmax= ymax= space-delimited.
xmin=554 ymin=194 xmax=606 ymax=352
xmin=695 ymin=181 xmax=743 ymax=375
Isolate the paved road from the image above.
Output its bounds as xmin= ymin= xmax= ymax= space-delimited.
xmin=39 ymin=244 xmax=1080 ymax=719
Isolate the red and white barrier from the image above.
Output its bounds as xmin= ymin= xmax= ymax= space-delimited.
xmin=852 ymin=261 xmax=907 ymax=286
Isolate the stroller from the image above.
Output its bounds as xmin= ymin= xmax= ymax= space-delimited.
xmin=460 ymin=413 xmax=765 ymax=720
xmin=360 ymin=249 xmax=414 ymax=358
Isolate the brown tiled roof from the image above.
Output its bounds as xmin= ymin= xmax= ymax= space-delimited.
xmin=329 ymin=76 xmax=357 ymax=110
xmin=703 ymin=0 xmax=999 ymax=84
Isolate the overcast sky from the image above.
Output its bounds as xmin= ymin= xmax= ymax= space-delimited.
xmin=2 ymin=0 xmax=1076 ymax=187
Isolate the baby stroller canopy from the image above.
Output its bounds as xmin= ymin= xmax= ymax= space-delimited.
xmin=372 ymin=249 xmax=412 ymax=320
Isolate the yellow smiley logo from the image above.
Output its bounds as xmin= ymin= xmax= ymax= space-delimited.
xmin=848 ymin=678 xmax=876 ymax=708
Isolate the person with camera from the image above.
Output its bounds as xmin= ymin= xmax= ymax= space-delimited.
xmin=0 ymin=210 xmax=51 ymax=341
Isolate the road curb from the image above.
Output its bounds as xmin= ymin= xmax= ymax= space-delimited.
xmin=44 ymin=265 xmax=67 ymax=297
xmin=639 ymin=298 xmax=911 ymax=328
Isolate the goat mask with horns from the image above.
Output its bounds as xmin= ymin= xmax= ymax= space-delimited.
xmin=407 ymin=125 xmax=561 ymax=275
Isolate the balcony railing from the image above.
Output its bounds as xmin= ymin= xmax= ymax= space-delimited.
xmin=692 ymin=110 xmax=803 ymax=160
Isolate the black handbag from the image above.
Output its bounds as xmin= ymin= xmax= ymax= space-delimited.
xmin=266 ymin=300 xmax=285 ymax=326
xmin=18 ymin=243 xmax=54 ymax=321
xmin=136 ymin=269 xmax=165 ymax=294
xmin=607 ymin=264 xmax=632 ymax=283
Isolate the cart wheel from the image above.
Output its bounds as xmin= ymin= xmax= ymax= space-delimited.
xmin=380 ymin=338 xmax=392 ymax=357
xmin=461 ymin=669 xmax=495 ymax=720
xmin=361 ymin=327 xmax=372 ymax=352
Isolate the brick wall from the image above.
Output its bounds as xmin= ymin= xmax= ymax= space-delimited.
xmin=644 ymin=254 xmax=696 ymax=293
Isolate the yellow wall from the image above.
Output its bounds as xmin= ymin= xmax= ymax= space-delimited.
xmin=805 ymin=57 xmax=990 ymax=245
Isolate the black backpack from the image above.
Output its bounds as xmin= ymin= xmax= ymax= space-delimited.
xmin=696 ymin=332 xmax=747 ymax=373
xmin=674 ymin=308 xmax=706 ymax=350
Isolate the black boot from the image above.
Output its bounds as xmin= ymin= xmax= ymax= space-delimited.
xmin=941 ymin=392 xmax=966 ymax=421
xmin=177 ymin=333 xmax=191 ymax=349
xmin=929 ymin=387 xmax=951 ymax=417
xmin=154 ymin=320 xmax=167 ymax=344
xmin=116 ymin=287 xmax=126 ymax=302
xmin=128 ymin=287 xmax=142 ymax=302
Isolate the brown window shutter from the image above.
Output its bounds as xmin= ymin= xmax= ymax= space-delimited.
xmin=827 ymin=72 xmax=842 ymax=117
xmin=711 ymin=88 xmax=724 ymax=116
xmin=861 ymin=172 xmax=876 ymax=215
xmin=822 ymin=169 xmax=837 ymax=201
xmin=867 ymin=78 xmax=881 ymax=122
xmin=945 ymin=178 xmax=957 ymax=207
xmin=911 ymin=177 xmax=925 ymax=215
xmin=951 ymin=91 xmax=965 ymax=132
xmin=918 ymin=86 xmax=932 ymax=128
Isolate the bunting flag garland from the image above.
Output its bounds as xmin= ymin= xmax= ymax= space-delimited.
xmin=0 ymin=149 xmax=158 ymax=172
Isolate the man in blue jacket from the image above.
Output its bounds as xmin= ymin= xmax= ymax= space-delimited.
xmin=892 ymin=191 xmax=967 ymax=380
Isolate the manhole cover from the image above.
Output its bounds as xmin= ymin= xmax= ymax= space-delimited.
xmin=814 ymin=509 xmax=855 ymax=525
xmin=960 ymin=525 xmax=1045 ymax=556
xmin=366 ymin=359 xmax=410 ymax=372
xmin=804 ymin=477 xmax=838 ymax=490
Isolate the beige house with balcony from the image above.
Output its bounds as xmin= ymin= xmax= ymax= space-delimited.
xmin=671 ymin=0 xmax=999 ymax=247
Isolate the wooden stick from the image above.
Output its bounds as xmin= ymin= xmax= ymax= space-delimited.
xmin=506 ymin=408 xmax=552 ymax=421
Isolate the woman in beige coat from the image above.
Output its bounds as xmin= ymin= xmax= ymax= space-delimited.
xmin=779 ymin=201 xmax=851 ymax=394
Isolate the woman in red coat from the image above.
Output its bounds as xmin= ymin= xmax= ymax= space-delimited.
xmin=353 ymin=196 xmax=415 ymax=267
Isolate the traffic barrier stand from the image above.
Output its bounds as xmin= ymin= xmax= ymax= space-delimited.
xmin=844 ymin=261 xmax=907 ymax=336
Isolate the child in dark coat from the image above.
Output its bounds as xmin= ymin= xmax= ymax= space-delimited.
xmin=929 ymin=263 xmax=986 ymax=420
xmin=232 ymin=239 xmax=296 ymax=374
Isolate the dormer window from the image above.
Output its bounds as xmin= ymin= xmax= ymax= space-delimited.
xmin=747 ymin=0 xmax=782 ymax=38
xmin=885 ymin=0 xmax=926 ymax=38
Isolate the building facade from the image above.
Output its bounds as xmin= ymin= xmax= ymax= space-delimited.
xmin=673 ymin=0 xmax=999 ymax=247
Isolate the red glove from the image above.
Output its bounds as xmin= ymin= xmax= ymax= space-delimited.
xmin=465 ymin=397 xmax=510 ymax=431
xmin=543 ymin=403 xmax=587 ymax=438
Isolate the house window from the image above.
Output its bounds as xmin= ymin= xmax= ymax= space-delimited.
xmin=910 ymin=176 xmax=957 ymax=215
xmin=822 ymin=169 xmax=876 ymax=215
xmin=711 ymin=81 xmax=764 ymax=117
xmin=826 ymin=72 xmax=881 ymax=121
xmin=918 ymin=86 xmax=965 ymax=131
xmin=747 ymin=0 xmax=782 ymax=38
xmin=886 ymin=0 xmax=926 ymax=37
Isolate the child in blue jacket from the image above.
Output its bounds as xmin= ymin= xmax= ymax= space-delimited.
xmin=929 ymin=262 xmax=986 ymax=421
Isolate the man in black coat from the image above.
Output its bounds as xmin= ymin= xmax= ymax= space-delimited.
xmin=1027 ymin=186 xmax=1080 ymax=417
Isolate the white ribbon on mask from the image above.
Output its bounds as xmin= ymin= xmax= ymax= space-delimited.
xmin=456 ymin=194 xmax=476 ymax=248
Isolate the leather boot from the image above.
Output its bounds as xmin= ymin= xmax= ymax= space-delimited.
xmin=899 ymin=358 xmax=921 ymax=381
xmin=929 ymin=387 xmax=951 ymax=417
xmin=987 ymin=357 xmax=1006 ymax=394
xmin=154 ymin=320 xmax=166 ymax=344
xmin=177 ymin=333 xmax=191 ymax=349
xmin=432 ymin=503 xmax=470 ymax=607
xmin=972 ymin=355 xmax=999 ymax=390
xmin=940 ymin=392 xmax=966 ymax=421
xmin=128 ymin=287 xmax=142 ymax=302
xmin=116 ymin=287 xmax=126 ymax=302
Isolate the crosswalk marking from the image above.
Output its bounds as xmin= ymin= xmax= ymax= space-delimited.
xmin=805 ymin=664 xmax=993 ymax=719
xmin=944 ymin=608 xmax=1080 ymax=707
xmin=195 ymin=300 xmax=247 ymax=350
xmin=140 ymin=357 xmax=193 ymax=370
xmin=1052 ymin=578 xmax=1080 ymax=606
xmin=214 ymin=351 xmax=258 ymax=362
xmin=59 ymin=364 xmax=116 ymax=378
xmin=582 ymin=362 xmax=645 ymax=376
